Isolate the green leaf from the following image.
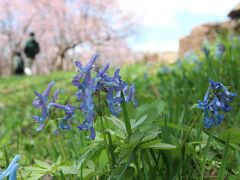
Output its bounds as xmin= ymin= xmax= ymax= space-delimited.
xmin=24 ymin=166 xmax=48 ymax=173
xmin=59 ymin=166 xmax=79 ymax=175
xmin=132 ymin=114 xmax=147 ymax=129
xmin=111 ymin=166 xmax=135 ymax=179
xmin=25 ymin=173 xmax=45 ymax=180
xmin=110 ymin=129 xmax=126 ymax=139
xmin=107 ymin=116 xmax=126 ymax=133
xmin=159 ymin=122 xmax=187 ymax=131
xmin=56 ymin=156 xmax=62 ymax=165
xmin=156 ymin=101 xmax=165 ymax=114
xmin=86 ymin=160 xmax=95 ymax=170
xmin=220 ymin=128 xmax=240 ymax=144
xmin=142 ymin=131 xmax=160 ymax=142
xmin=189 ymin=103 xmax=198 ymax=110
xmin=34 ymin=159 xmax=51 ymax=169
xmin=77 ymin=142 xmax=104 ymax=168
xmin=82 ymin=168 xmax=95 ymax=179
xmin=135 ymin=101 xmax=164 ymax=122
xmin=141 ymin=139 xmax=176 ymax=150
xmin=129 ymin=128 xmax=142 ymax=145
xmin=98 ymin=150 xmax=108 ymax=169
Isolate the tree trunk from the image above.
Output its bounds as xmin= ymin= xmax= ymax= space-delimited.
xmin=55 ymin=53 xmax=65 ymax=70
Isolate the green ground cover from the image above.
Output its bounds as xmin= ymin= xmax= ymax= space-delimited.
xmin=0 ymin=37 xmax=240 ymax=179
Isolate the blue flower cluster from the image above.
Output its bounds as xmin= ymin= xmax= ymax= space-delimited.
xmin=198 ymin=80 xmax=237 ymax=128
xmin=201 ymin=47 xmax=210 ymax=58
xmin=32 ymin=54 xmax=136 ymax=139
xmin=215 ymin=44 xmax=226 ymax=58
xmin=72 ymin=54 xmax=136 ymax=139
xmin=0 ymin=155 xmax=20 ymax=180
xmin=32 ymin=81 xmax=60 ymax=131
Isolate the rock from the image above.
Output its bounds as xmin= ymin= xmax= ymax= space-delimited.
xmin=143 ymin=51 xmax=177 ymax=64
xmin=179 ymin=3 xmax=240 ymax=57
xmin=179 ymin=20 xmax=240 ymax=57
xmin=228 ymin=3 xmax=240 ymax=19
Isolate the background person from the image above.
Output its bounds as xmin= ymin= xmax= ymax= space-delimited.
xmin=13 ymin=51 xmax=24 ymax=75
xmin=24 ymin=32 xmax=40 ymax=75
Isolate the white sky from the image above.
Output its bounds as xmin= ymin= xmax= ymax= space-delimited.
xmin=119 ymin=0 xmax=239 ymax=52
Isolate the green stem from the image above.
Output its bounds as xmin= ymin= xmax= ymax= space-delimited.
xmin=120 ymin=91 xmax=143 ymax=178
xmin=106 ymin=132 xmax=117 ymax=167
xmin=99 ymin=115 xmax=112 ymax=170
xmin=120 ymin=91 xmax=132 ymax=139
xmin=181 ymin=112 xmax=202 ymax=177
xmin=218 ymin=132 xmax=230 ymax=180
xmin=149 ymin=149 xmax=161 ymax=175
xmin=97 ymin=93 xmax=112 ymax=171
xmin=58 ymin=133 xmax=66 ymax=158
xmin=200 ymin=129 xmax=213 ymax=180
xmin=182 ymin=112 xmax=202 ymax=145
xmin=3 ymin=146 xmax=9 ymax=166
xmin=134 ymin=154 xmax=142 ymax=179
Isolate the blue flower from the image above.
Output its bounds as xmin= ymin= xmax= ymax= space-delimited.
xmin=72 ymin=74 xmax=83 ymax=88
xmin=48 ymin=103 xmax=76 ymax=130
xmin=72 ymin=54 xmax=99 ymax=89
xmin=201 ymin=47 xmax=210 ymax=58
xmin=106 ymin=88 xmax=123 ymax=116
xmin=94 ymin=63 xmax=110 ymax=91
xmin=0 ymin=155 xmax=20 ymax=180
xmin=75 ymin=54 xmax=99 ymax=73
xmin=97 ymin=63 xmax=110 ymax=77
xmin=79 ymin=89 xmax=94 ymax=112
xmin=203 ymin=110 xmax=224 ymax=128
xmin=215 ymin=44 xmax=225 ymax=58
xmin=159 ymin=66 xmax=171 ymax=74
xmin=123 ymin=85 xmax=138 ymax=107
xmin=101 ymin=68 xmax=128 ymax=91
xmin=184 ymin=51 xmax=198 ymax=63
xmin=71 ymin=55 xmax=138 ymax=139
xmin=77 ymin=111 xmax=96 ymax=140
xmin=198 ymin=80 xmax=236 ymax=128
xmin=208 ymin=79 xmax=223 ymax=91
xmin=32 ymin=81 xmax=59 ymax=131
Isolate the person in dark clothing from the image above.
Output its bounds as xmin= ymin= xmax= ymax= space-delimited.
xmin=23 ymin=32 xmax=40 ymax=75
xmin=13 ymin=51 xmax=24 ymax=75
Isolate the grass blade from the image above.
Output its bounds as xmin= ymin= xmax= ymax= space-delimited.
xmin=218 ymin=132 xmax=230 ymax=180
xmin=121 ymin=91 xmax=132 ymax=138
xmin=107 ymin=132 xmax=116 ymax=167
xmin=200 ymin=129 xmax=213 ymax=180
xmin=4 ymin=146 xmax=9 ymax=166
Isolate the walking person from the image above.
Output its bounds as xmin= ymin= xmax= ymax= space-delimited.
xmin=24 ymin=32 xmax=40 ymax=75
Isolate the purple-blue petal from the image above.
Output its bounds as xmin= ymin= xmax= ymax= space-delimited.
xmin=75 ymin=61 xmax=82 ymax=70
xmin=86 ymin=54 xmax=99 ymax=70
xmin=98 ymin=63 xmax=110 ymax=76
xmin=32 ymin=116 xmax=40 ymax=122
xmin=77 ymin=123 xmax=89 ymax=130
xmin=42 ymin=81 xmax=55 ymax=97
xmin=89 ymin=127 xmax=96 ymax=140
xmin=36 ymin=123 xmax=45 ymax=131
xmin=50 ymin=89 xmax=60 ymax=103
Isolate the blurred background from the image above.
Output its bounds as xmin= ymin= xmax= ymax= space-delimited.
xmin=0 ymin=0 xmax=239 ymax=75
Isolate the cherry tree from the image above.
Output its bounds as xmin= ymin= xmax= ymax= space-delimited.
xmin=0 ymin=0 xmax=136 ymax=75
